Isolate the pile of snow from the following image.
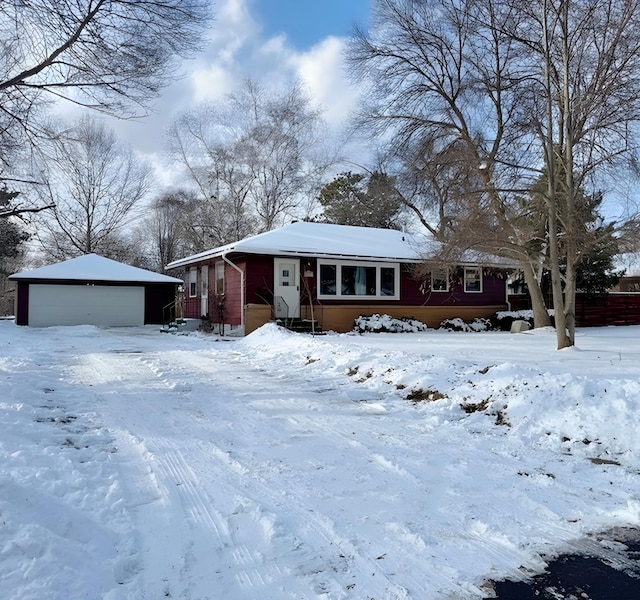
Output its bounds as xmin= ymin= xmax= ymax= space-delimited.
xmin=1 ymin=320 xmax=640 ymax=599
xmin=353 ymin=313 xmax=429 ymax=333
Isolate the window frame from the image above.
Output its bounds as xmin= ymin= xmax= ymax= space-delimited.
xmin=431 ymin=267 xmax=449 ymax=292
xmin=317 ymin=260 xmax=400 ymax=301
xmin=215 ymin=261 xmax=225 ymax=295
xmin=200 ymin=265 xmax=209 ymax=297
xmin=188 ymin=269 xmax=197 ymax=298
xmin=464 ymin=266 xmax=483 ymax=293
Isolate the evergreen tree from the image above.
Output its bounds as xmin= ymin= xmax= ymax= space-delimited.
xmin=317 ymin=171 xmax=402 ymax=229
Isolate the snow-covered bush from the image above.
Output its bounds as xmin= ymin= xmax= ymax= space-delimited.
xmin=353 ymin=314 xmax=429 ymax=333
xmin=439 ymin=317 xmax=494 ymax=332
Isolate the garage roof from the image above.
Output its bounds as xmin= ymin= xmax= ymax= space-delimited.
xmin=10 ymin=254 xmax=183 ymax=284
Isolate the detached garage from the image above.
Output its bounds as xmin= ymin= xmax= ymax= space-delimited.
xmin=9 ymin=254 xmax=182 ymax=327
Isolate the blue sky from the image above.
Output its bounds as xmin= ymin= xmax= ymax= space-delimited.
xmin=252 ymin=0 xmax=371 ymax=48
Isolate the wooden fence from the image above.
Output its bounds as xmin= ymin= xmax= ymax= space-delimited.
xmin=508 ymin=293 xmax=640 ymax=327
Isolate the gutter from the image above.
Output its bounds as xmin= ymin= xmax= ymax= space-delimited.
xmin=222 ymin=253 xmax=245 ymax=332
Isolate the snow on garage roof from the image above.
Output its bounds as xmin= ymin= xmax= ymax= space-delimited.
xmin=166 ymin=221 xmax=442 ymax=269
xmin=10 ymin=254 xmax=183 ymax=284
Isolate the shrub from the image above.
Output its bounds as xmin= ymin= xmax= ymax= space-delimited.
xmin=353 ymin=314 xmax=429 ymax=333
xmin=438 ymin=317 xmax=494 ymax=332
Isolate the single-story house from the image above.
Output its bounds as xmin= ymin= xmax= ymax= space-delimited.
xmin=166 ymin=221 xmax=513 ymax=335
xmin=9 ymin=254 xmax=182 ymax=327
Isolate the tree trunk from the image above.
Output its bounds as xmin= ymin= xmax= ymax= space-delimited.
xmin=561 ymin=0 xmax=577 ymax=347
xmin=542 ymin=0 xmax=571 ymax=350
xmin=521 ymin=262 xmax=551 ymax=328
xmin=564 ymin=262 xmax=577 ymax=345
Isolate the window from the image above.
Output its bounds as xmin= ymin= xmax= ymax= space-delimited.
xmin=464 ymin=267 xmax=482 ymax=293
xmin=341 ymin=265 xmax=376 ymax=296
xmin=381 ymin=267 xmax=396 ymax=296
xmin=215 ymin=262 xmax=224 ymax=295
xmin=431 ymin=267 xmax=449 ymax=292
xmin=317 ymin=260 xmax=399 ymax=300
xmin=189 ymin=269 xmax=197 ymax=297
xmin=200 ymin=265 xmax=209 ymax=297
xmin=320 ymin=264 xmax=337 ymax=295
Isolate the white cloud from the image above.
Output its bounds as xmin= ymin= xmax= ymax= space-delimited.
xmin=191 ymin=64 xmax=237 ymax=102
xmin=92 ymin=0 xmax=366 ymax=188
xmin=291 ymin=36 xmax=361 ymax=132
xmin=209 ymin=0 xmax=260 ymax=53
xmin=186 ymin=0 xmax=361 ymax=131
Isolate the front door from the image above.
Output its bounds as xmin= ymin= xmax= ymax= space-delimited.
xmin=274 ymin=258 xmax=300 ymax=318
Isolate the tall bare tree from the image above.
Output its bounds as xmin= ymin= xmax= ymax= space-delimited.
xmin=0 ymin=0 xmax=210 ymax=217
xmin=34 ymin=116 xmax=152 ymax=260
xmin=350 ymin=0 xmax=640 ymax=348
xmin=518 ymin=0 xmax=640 ymax=346
xmin=0 ymin=0 xmax=210 ymax=127
xmin=167 ymin=79 xmax=329 ymax=242
xmin=138 ymin=189 xmax=197 ymax=271
xmin=350 ymin=0 xmax=553 ymax=329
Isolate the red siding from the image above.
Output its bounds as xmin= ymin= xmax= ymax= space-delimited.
xmin=176 ymin=254 xmax=510 ymax=323
xmin=181 ymin=264 xmax=206 ymax=319
xmin=184 ymin=289 xmax=200 ymax=318
xmin=223 ymin=260 xmax=243 ymax=325
xmin=300 ymin=260 xmax=507 ymax=308
xmin=398 ymin=267 xmax=507 ymax=307
xmin=245 ymin=255 xmax=275 ymax=304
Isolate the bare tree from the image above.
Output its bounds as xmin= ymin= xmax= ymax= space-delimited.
xmin=138 ymin=189 xmax=196 ymax=271
xmin=34 ymin=115 xmax=152 ymax=260
xmin=0 ymin=0 xmax=210 ymax=217
xmin=0 ymin=0 xmax=210 ymax=125
xmin=350 ymin=0 xmax=640 ymax=348
xmin=167 ymin=79 xmax=329 ymax=241
xmin=350 ymin=0 xmax=553 ymax=330
xmin=167 ymin=108 xmax=256 ymax=247
xmin=518 ymin=0 xmax=640 ymax=346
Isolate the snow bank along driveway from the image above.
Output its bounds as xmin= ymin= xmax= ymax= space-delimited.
xmin=1 ymin=322 xmax=640 ymax=599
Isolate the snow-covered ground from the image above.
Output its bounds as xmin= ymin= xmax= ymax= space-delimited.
xmin=1 ymin=320 xmax=639 ymax=599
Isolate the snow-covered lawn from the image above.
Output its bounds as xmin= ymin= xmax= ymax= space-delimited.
xmin=1 ymin=320 xmax=639 ymax=599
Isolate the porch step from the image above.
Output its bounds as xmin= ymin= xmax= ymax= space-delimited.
xmin=278 ymin=318 xmax=324 ymax=334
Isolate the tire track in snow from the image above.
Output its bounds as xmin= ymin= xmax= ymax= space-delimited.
xmin=81 ymin=348 xmax=339 ymax=598
xmin=139 ymin=348 xmax=416 ymax=599
xmin=80 ymin=342 xmax=498 ymax=598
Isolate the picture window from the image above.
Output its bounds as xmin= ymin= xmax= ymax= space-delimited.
xmin=317 ymin=261 xmax=399 ymax=300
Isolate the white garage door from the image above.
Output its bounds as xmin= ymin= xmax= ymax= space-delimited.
xmin=28 ymin=285 xmax=145 ymax=327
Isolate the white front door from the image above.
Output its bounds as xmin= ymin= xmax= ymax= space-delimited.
xmin=274 ymin=258 xmax=300 ymax=318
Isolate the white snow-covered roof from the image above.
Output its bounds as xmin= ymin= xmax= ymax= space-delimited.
xmin=166 ymin=222 xmax=450 ymax=269
xmin=10 ymin=254 xmax=183 ymax=284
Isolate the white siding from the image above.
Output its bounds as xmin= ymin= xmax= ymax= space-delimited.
xmin=28 ymin=284 xmax=145 ymax=327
